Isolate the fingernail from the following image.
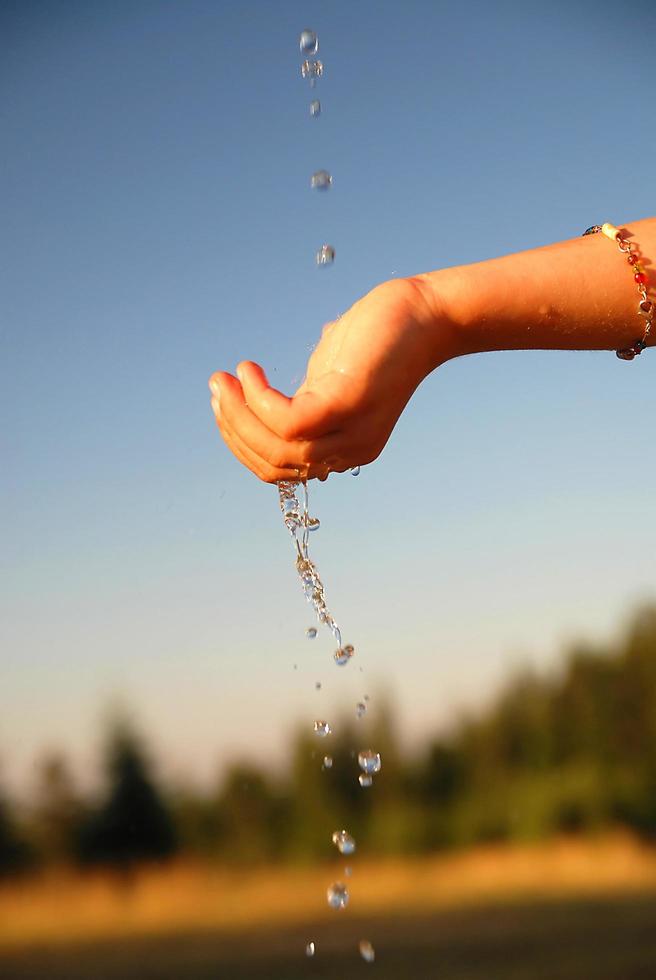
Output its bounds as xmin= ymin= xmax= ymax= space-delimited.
xmin=209 ymin=378 xmax=220 ymax=395
xmin=211 ymin=395 xmax=221 ymax=417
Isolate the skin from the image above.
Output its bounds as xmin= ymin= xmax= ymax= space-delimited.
xmin=209 ymin=218 xmax=655 ymax=484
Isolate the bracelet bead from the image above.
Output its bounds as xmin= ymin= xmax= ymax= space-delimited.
xmin=582 ymin=221 xmax=652 ymax=360
xmin=601 ymin=222 xmax=620 ymax=241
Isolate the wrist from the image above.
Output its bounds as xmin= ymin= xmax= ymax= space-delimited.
xmin=410 ymin=267 xmax=475 ymax=365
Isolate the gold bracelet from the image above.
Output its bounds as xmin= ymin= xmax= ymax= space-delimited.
xmin=582 ymin=223 xmax=652 ymax=360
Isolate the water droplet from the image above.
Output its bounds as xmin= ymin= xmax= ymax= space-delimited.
xmin=311 ymin=169 xmax=332 ymax=191
xmin=334 ymin=644 xmax=354 ymax=667
xmin=322 ymin=755 xmax=333 ymax=769
xmin=345 ymin=865 xmax=353 ymax=877
xmin=351 ymin=466 xmax=361 ymax=476
xmin=306 ymin=627 xmax=317 ymax=640
xmin=358 ymin=749 xmax=382 ymax=774
xmin=301 ymin=59 xmax=323 ymax=82
xmin=356 ymin=702 xmax=367 ymax=718
xmin=306 ymin=516 xmax=321 ymax=530
xmin=310 ymin=99 xmax=321 ymax=117
xmin=359 ymin=774 xmax=373 ymax=788
xmin=316 ymin=245 xmax=335 ymax=266
xmin=364 ymin=694 xmax=370 ymax=701
xmin=315 ymin=681 xmax=322 ymax=690
xmin=293 ymin=664 xmax=298 ymax=670
xmin=314 ymin=720 xmax=331 ymax=737
xmin=326 ymin=882 xmax=349 ymax=910
xmin=305 ymin=941 xmax=316 ymax=957
xmin=299 ymin=29 xmax=318 ymax=56
xmin=359 ymin=940 xmax=375 ymax=963
xmin=332 ymin=829 xmax=356 ymax=855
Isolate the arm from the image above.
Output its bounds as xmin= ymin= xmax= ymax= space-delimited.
xmin=421 ymin=217 xmax=656 ymax=358
xmin=209 ymin=219 xmax=655 ymax=483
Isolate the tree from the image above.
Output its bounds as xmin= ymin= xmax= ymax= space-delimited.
xmin=77 ymin=719 xmax=177 ymax=868
xmin=31 ymin=753 xmax=82 ymax=864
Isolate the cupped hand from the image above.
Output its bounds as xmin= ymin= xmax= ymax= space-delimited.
xmin=208 ymin=276 xmax=452 ymax=483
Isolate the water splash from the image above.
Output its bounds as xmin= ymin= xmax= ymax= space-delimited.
xmin=311 ymin=169 xmax=332 ymax=190
xmin=326 ymin=882 xmax=349 ymax=909
xmin=334 ymin=644 xmax=354 ymax=667
xmin=358 ymin=750 xmax=382 ymax=775
xmin=301 ymin=59 xmax=323 ymax=83
xmin=359 ymin=940 xmax=375 ymax=963
xmin=316 ymin=244 xmax=335 ymax=266
xmin=278 ymin=480 xmax=343 ymax=647
xmin=332 ymin=829 xmax=356 ymax=855
xmin=299 ymin=29 xmax=318 ymax=55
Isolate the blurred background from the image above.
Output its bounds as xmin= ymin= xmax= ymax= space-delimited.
xmin=3 ymin=1 xmax=656 ymax=977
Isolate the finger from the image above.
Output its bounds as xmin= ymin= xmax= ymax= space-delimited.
xmin=235 ymin=361 xmax=353 ymax=441
xmin=213 ymin=404 xmax=302 ymax=484
xmin=212 ymin=371 xmax=346 ymax=470
xmin=212 ymin=395 xmax=346 ymax=483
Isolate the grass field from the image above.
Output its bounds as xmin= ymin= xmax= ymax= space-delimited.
xmin=2 ymin=835 xmax=656 ymax=978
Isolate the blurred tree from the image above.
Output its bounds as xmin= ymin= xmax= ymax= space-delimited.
xmin=0 ymin=785 xmax=33 ymax=876
xmin=76 ymin=719 xmax=178 ymax=868
xmin=30 ymin=752 xmax=83 ymax=864
xmin=170 ymin=787 xmax=222 ymax=858
xmin=215 ymin=762 xmax=287 ymax=863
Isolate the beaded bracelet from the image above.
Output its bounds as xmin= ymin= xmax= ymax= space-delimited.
xmin=582 ymin=223 xmax=652 ymax=360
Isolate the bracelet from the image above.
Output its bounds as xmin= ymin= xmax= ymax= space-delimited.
xmin=582 ymin=223 xmax=652 ymax=360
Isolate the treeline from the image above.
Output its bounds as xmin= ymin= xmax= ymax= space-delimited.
xmin=2 ymin=603 xmax=656 ymax=876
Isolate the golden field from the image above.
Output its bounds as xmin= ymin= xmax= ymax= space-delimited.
xmin=2 ymin=833 xmax=656 ymax=950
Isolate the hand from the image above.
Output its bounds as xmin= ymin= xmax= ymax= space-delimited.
xmin=208 ymin=276 xmax=453 ymax=483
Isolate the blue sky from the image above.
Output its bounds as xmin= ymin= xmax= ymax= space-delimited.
xmin=2 ymin=0 xmax=656 ymax=798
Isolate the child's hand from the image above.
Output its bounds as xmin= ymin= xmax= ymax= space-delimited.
xmin=209 ymin=276 xmax=453 ymax=483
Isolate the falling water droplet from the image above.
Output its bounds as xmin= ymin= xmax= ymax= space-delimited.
xmin=301 ymin=59 xmax=323 ymax=82
xmin=332 ymin=829 xmax=356 ymax=855
xmin=350 ymin=466 xmax=361 ymax=476
xmin=314 ymin=720 xmax=331 ymax=737
xmin=359 ymin=773 xmax=373 ymax=787
xmin=356 ymin=702 xmax=367 ymax=718
xmin=345 ymin=865 xmax=353 ymax=877
xmin=359 ymin=940 xmax=375 ymax=963
xmin=299 ymin=29 xmax=318 ymax=56
xmin=358 ymin=750 xmax=382 ymax=774
xmin=316 ymin=245 xmax=335 ymax=266
xmin=334 ymin=644 xmax=354 ymax=666
xmin=311 ymin=169 xmax=332 ymax=191
xmin=326 ymin=882 xmax=349 ymax=909
xmin=310 ymin=99 xmax=321 ymax=117
xmin=315 ymin=681 xmax=322 ymax=690
xmin=306 ymin=627 xmax=317 ymax=640
xmin=364 ymin=694 xmax=370 ymax=701
xmin=322 ymin=755 xmax=333 ymax=769
xmin=305 ymin=941 xmax=316 ymax=957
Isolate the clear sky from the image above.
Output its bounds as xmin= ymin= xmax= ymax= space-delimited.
xmin=2 ymin=0 xmax=656 ymax=799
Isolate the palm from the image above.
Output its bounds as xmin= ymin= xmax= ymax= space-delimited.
xmin=209 ymin=277 xmax=444 ymax=482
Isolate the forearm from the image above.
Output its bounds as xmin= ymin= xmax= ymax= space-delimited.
xmin=421 ymin=217 xmax=656 ymax=362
